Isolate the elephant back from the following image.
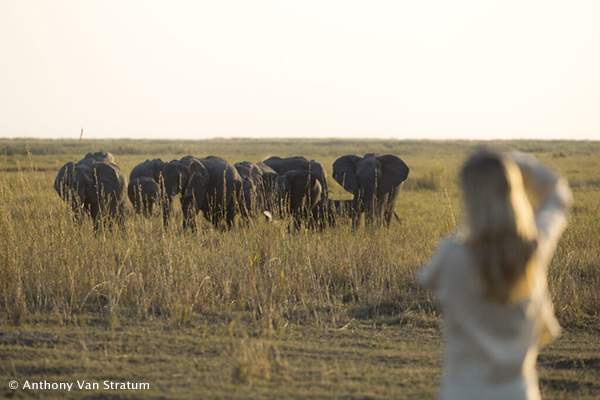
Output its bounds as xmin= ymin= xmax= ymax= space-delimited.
xmin=255 ymin=162 xmax=276 ymax=175
xmin=78 ymin=152 xmax=115 ymax=165
xmin=263 ymin=156 xmax=328 ymax=199
xmin=198 ymin=156 xmax=243 ymax=206
xmin=76 ymin=162 xmax=127 ymax=203
xmin=262 ymin=156 xmax=310 ymax=174
xmin=130 ymin=158 xmax=166 ymax=182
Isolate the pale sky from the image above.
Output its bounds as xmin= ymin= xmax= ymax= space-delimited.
xmin=1 ymin=1 xmax=599 ymax=140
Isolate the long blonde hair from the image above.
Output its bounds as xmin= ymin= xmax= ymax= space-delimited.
xmin=461 ymin=149 xmax=538 ymax=304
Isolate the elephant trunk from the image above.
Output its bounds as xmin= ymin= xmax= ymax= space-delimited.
xmin=361 ymin=186 xmax=377 ymax=226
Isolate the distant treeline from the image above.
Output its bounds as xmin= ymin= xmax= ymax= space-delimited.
xmin=1 ymin=137 xmax=598 ymax=158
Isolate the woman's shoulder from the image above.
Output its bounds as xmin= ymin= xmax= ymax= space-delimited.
xmin=419 ymin=231 xmax=471 ymax=292
xmin=440 ymin=230 xmax=471 ymax=262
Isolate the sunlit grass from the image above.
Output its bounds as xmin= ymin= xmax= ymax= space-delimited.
xmin=0 ymin=138 xmax=598 ymax=333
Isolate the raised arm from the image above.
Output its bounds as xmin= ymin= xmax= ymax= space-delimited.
xmin=510 ymin=152 xmax=572 ymax=256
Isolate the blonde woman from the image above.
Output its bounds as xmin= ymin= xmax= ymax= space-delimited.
xmin=419 ymin=149 xmax=572 ymax=400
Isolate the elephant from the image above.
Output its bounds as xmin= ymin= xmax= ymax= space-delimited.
xmin=162 ymin=156 xmax=243 ymax=231
xmin=54 ymin=152 xmax=127 ymax=231
xmin=234 ymin=161 xmax=277 ymax=218
xmin=332 ymin=153 xmax=409 ymax=227
xmin=272 ymin=170 xmax=323 ymax=230
xmin=128 ymin=159 xmax=166 ymax=217
xmin=128 ymin=177 xmax=161 ymax=217
xmin=262 ymin=156 xmax=329 ymax=200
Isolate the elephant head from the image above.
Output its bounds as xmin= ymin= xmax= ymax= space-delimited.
xmin=276 ymin=170 xmax=323 ymax=230
xmin=128 ymin=176 xmax=161 ymax=217
xmin=161 ymin=157 xmax=210 ymax=229
xmin=80 ymin=152 xmax=115 ymax=164
xmin=161 ymin=159 xmax=189 ymax=199
xmin=333 ymin=153 xmax=409 ymax=226
xmin=54 ymin=162 xmax=77 ymax=204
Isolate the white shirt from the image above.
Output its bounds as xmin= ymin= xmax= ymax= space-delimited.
xmin=419 ymin=155 xmax=572 ymax=400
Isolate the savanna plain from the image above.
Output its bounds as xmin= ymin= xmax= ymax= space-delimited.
xmin=0 ymin=138 xmax=599 ymax=399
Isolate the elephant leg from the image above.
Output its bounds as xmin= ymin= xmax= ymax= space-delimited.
xmin=147 ymin=200 xmax=153 ymax=217
xmin=236 ymin=196 xmax=250 ymax=225
xmin=109 ymin=198 xmax=121 ymax=231
xmin=384 ymin=185 xmax=401 ymax=227
xmin=182 ymin=203 xmax=198 ymax=232
xmin=117 ymin=202 xmax=126 ymax=231
xmin=225 ymin=198 xmax=237 ymax=230
xmin=161 ymin=197 xmax=173 ymax=228
xmin=312 ymin=201 xmax=328 ymax=230
xmin=290 ymin=197 xmax=305 ymax=231
xmin=90 ymin=202 xmax=101 ymax=232
xmin=351 ymin=197 xmax=361 ymax=228
xmin=375 ymin=195 xmax=387 ymax=227
xmin=206 ymin=201 xmax=223 ymax=230
xmin=135 ymin=187 xmax=143 ymax=214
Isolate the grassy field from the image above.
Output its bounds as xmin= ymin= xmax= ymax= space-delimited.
xmin=0 ymin=138 xmax=599 ymax=399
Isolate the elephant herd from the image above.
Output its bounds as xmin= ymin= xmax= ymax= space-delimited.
xmin=54 ymin=152 xmax=410 ymax=231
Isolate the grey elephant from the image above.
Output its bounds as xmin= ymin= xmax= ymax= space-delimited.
xmin=128 ymin=177 xmax=161 ymax=217
xmin=333 ymin=153 xmax=409 ymax=227
xmin=234 ymin=161 xmax=277 ymax=218
xmin=128 ymin=159 xmax=166 ymax=217
xmin=54 ymin=152 xmax=127 ymax=231
xmin=268 ymin=169 xmax=322 ymax=230
xmin=162 ymin=156 xmax=243 ymax=231
xmin=262 ymin=156 xmax=329 ymax=200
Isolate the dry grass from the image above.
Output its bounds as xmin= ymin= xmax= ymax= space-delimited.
xmin=0 ymin=138 xmax=599 ymax=398
xmin=0 ymin=138 xmax=598 ymax=331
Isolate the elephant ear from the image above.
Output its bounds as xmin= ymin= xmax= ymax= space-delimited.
xmin=151 ymin=159 xmax=166 ymax=182
xmin=183 ymin=159 xmax=209 ymax=202
xmin=54 ymin=162 xmax=76 ymax=199
xmin=277 ymin=172 xmax=294 ymax=193
xmin=333 ymin=155 xmax=361 ymax=194
xmin=309 ymin=160 xmax=328 ymax=190
xmin=377 ymin=155 xmax=410 ymax=195
xmin=161 ymin=160 xmax=186 ymax=197
xmin=249 ymin=164 xmax=262 ymax=185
